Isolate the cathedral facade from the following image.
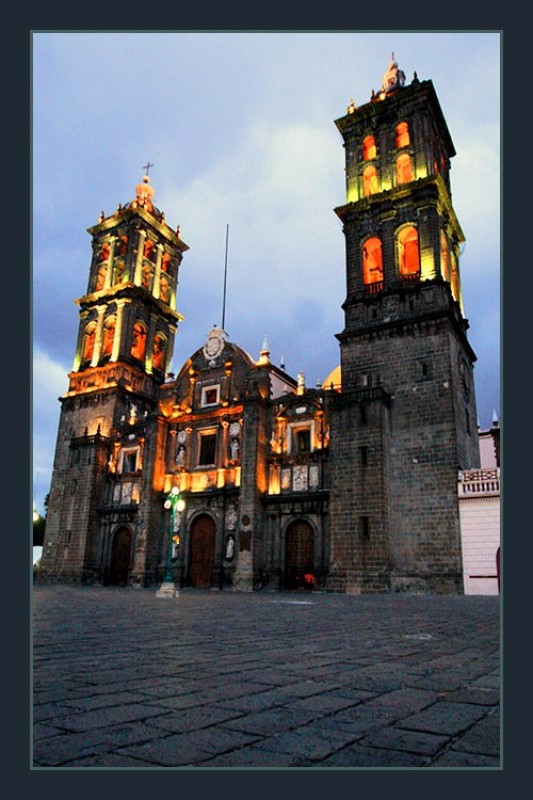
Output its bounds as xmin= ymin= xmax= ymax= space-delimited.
xmin=38 ymin=61 xmax=481 ymax=594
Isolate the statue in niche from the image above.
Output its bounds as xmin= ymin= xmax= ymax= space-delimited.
xmin=225 ymin=534 xmax=235 ymax=561
xmin=230 ymin=437 xmax=239 ymax=461
xmin=95 ymin=265 xmax=107 ymax=291
xmin=82 ymin=324 xmax=96 ymax=362
xmin=131 ymin=322 xmax=147 ymax=360
xmin=142 ymin=265 xmax=152 ymax=290
xmin=152 ymin=334 xmax=165 ymax=370
xmin=159 ymin=275 xmax=170 ymax=303
xmin=175 ymin=445 xmax=186 ymax=466
xmin=102 ymin=320 xmax=115 ymax=356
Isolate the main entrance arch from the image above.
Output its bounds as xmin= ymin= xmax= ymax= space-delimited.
xmin=108 ymin=526 xmax=132 ymax=586
xmin=189 ymin=514 xmax=216 ymax=587
xmin=285 ymin=519 xmax=315 ymax=590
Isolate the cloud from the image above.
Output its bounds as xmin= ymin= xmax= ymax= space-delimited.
xmin=32 ymin=348 xmax=68 ymax=511
xmin=160 ymin=118 xmax=345 ymax=378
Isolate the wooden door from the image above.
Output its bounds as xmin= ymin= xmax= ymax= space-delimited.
xmin=285 ymin=520 xmax=314 ymax=590
xmin=109 ymin=527 xmax=131 ymax=586
xmin=189 ymin=515 xmax=216 ymax=587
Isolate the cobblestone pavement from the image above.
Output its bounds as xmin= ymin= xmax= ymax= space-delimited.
xmin=32 ymin=586 xmax=501 ymax=770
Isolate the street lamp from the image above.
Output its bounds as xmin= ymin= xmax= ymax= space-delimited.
xmin=156 ymin=486 xmax=185 ymax=598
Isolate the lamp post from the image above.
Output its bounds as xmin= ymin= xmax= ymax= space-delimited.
xmin=156 ymin=486 xmax=185 ymax=598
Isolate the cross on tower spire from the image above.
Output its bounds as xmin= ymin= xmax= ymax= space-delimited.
xmin=143 ymin=161 xmax=154 ymax=176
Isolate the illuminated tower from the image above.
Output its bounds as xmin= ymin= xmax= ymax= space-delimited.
xmin=39 ymin=174 xmax=188 ymax=584
xmin=327 ymin=60 xmax=480 ymax=593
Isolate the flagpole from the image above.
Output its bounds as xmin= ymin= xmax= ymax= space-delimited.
xmin=222 ymin=224 xmax=229 ymax=331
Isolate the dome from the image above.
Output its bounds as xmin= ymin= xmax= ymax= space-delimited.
xmin=323 ymin=365 xmax=341 ymax=391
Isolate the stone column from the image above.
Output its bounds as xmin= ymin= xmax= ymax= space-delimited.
xmin=110 ymin=299 xmax=128 ymax=362
xmin=153 ymin=243 xmax=164 ymax=299
xmin=90 ymin=306 xmax=106 ymax=367
xmin=72 ymin=310 xmax=89 ymax=371
xmin=103 ymin=237 xmax=116 ymax=289
xmin=133 ymin=229 xmax=147 ymax=286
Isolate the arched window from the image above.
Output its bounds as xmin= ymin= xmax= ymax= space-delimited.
xmin=82 ymin=322 xmax=97 ymax=363
xmin=161 ymin=253 xmax=171 ymax=272
xmin=143 ymin=239 xmax=156 ymax=262
xmin=440 ymin=231 xmax=451 ymax=283
xmin=152 ymin=333 xmax=166 ymax=371
xmin=397 ymin=226 xmax=420 ymax=278
xmin=362 ymin=237 xmax=383 ymax=287
xmin=130 ymin=321 xmax=147 ymax=361
xmin=102 ymin=317 xmax=116 ymax=357
xmin=363 ymin=165 xmax=378 ymax=197
xmin=112 ymin=236 xmax=128 ymax=284
xmin=395 ymin=121 xmax=410 ymax=148
xmin=396 ymin=153 xmax=412 ymax=185
xmin=362 ymin=135 xmax=377 ymax=160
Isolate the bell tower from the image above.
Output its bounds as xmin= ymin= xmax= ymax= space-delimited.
xmin=327 ymin=60 xmax=480 ymax=593
xmin=39 ymin=172 xmax=189 ymax=584
xmin=70 ymin=172 xmax=187 ymax=390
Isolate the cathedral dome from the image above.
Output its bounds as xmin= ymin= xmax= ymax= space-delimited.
xmin=323 ymin=365 xmax=341 ymax=391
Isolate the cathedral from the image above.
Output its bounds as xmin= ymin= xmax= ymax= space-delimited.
xmin=38 ymin=59 xmax=481 ymax=594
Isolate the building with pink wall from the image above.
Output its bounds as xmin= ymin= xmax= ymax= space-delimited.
xmin=458 ymin=417 xmax=500 ymax=595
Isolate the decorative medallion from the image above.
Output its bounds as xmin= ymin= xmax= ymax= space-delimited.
xmin=229 ymin=422 xmax=241 ymax=437
xmin=202 ymin=327 xmax=225 ymax=363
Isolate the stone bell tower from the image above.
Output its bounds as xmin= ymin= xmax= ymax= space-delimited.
xmin=327 ymin=59 xmax=480 ymax=594
xmin=39 ymin=172 xmax=189 ymax=584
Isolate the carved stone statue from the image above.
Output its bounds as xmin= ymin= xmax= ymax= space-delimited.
xmin=225 ymin=534 xmax=235 ymax=561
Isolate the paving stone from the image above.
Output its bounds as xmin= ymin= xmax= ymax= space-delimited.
xmin=470 ymin=674 xmax=500 ymax=690
xmin=49 ymin=752 xmax=156 ymax=768
xmin=429 ymin=749 xmax=501 ymax=768
xmin=62 ymin=690 xmax=154 ymax=712
xmin=33 ymin=702 xmax=79 ymax=723
xmin=43 ymin=703 xmax=168 ymax=734
xmin=445 ymin=687 xmax=500 ymax=706
xmin=144 ymin=705 xmax=243 ymax=734
xmin=450 ymin=710 xmax=500 ymax=757
xmin=118 ymin=735 xmax=213 ymax=767
xmin=316 ymin=744 xmax=428 ymax=767
xmin=292 ymin=719 xmax=366 ymax=746
xmin=287 ymin=694 xmax=364 ymax=715
xmin=397 ymin=701 xmax=489 ymax=736
xmin=194 ymin=745 xmax=311 ymax=767
xmin=223 ymin=706 xmax=318 ymax=736
xmin=365 ymin=687 xmax=438 ymax=713
xmin=33 ymin=722 xmax=69 ymax=741
xmin=164 ymin=726 xmax=262 ymax=755
xmin=33 ymin=721 xmax=168 ymax=767
xmin=360 ymin=726 xmax=451 ymax=755
xmin=256 ymin=729 xmax=353 ymax=760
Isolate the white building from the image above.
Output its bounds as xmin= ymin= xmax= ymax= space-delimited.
xmin=458 ymin=416 xmax=500 ymax=595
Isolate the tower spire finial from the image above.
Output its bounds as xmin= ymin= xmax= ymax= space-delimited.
xmin=143 ymin=161 xmax=154 ymax=176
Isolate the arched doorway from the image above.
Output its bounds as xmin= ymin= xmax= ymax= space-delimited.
xmin=285 ymin=520 xmax=315 ymax=591
xmin=189 ymin=515 xmax=216 ymax=587
xmin=109 ymin=526 xmax=132 ymax=586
